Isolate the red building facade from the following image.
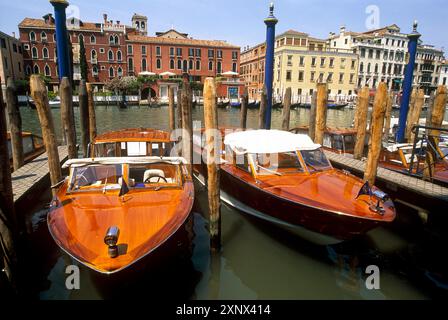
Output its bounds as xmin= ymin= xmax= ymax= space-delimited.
xmin=18 ymin=12 xmax=242 ymax=98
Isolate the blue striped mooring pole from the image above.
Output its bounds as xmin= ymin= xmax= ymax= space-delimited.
xmin=50 ymin=0 xmax=71 ymax=80
xmin=396 ymin=21 xmax=421 ymax=143
xmin=263 ymin=3 xmax=278 ymax=130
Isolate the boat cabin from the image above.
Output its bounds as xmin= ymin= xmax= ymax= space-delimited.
xmin=90 ymin=128 xmax=175 ymax=158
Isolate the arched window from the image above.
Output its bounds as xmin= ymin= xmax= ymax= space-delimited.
xmin=109 ymin=35 xmax=114 ymax=44
xmin=170 ymin=59 xmax=175 ymax=69
xmin=217 ymin=61 xmax=222 ymax=74
xmin=33 ymin=64 xmax=40 ymax=74
xmin=360 ymin=62 xmax=364 ymax=72
xmin=142 ymin=58 xmax=147 ymax=71
xmin=44 ymin=65 xmax=51 ymax=76
xmin=232 ymin=62 xmax=237 ymax=73
xmin=183 ymin=60 xmax=187 ymax=72
xmin=117 ymin=67 xmax=123 ymax=77
xmin=26 ymin=65 xmax=32 ymax=75
xmin=114 ymin=35 xmax=119 ymax=45
xmin=117 ymin=50 xmax=122 ymax=62
xmin=157 ymin=59 xmax=161 ymax=69
xmin=78 ymin=34 xmax=84 ymax=44
xmin=32 ymin=47 xmax=38 ymax=58
xmin=141 ymin=21 xmax=145 ymax=30
xmin=196 ymin=60 xmax=200 ymax=70
xmin=208 ymin=61 xmax=213 ymax=71
xmin=108 ymin=50 xmax=114 ymax=61
xmin=92 ymin=65 xmax=98 ymax=76
xmin=91 ymin=49 xmax=97 ymax=61
xmin=43 ymin=47 xmax=49 ymax=59
xmin=41 ymin=31 xmax=47 ymax=41
xmin=109 ymin=67 xmax=114 ymax=78
xmin=367 ymin=63 xmax=371 ymax=73
xmin=30 ymin=31 xmax=36 ymax=42
xmin=374 ymin=63 xmax=378 ymax=73
xmin=177 ymin=59 xmax=182 ymax=70
xmin=136 ymin=21 xmax=140 ymax=29
xmin=90 ymin=35 xmax=96 ymax=44
xmin=189 ymin=60 xmax=193 ymax=70
xmin=128 ymin=57 xmax=134 ymax=71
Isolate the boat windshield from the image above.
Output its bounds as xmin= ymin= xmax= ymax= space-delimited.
xmin=128 ymin=163 xmax=180 ymax=188
xmin=253 ymin=152 xmax=304 ymax=175
xmin=70 ymin=164 xmax=123 ymax=191
xmin=300 ymin=148 xmax=332 ymax=172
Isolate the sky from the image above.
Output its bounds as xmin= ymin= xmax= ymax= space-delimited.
xmin=0 ymin=0 xmax=447 ymax=52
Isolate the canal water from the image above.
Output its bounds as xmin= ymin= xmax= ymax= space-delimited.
xmin=16 ymin=105 xmax=448 ymax=299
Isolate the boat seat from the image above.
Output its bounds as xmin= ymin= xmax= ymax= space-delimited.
xmin=143 ymin=169 xmax=166 ymax=183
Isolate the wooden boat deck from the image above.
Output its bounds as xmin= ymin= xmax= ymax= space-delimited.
xmin=12 ymin=146 xmax=68 ymax=205
xmin=324 ymin=150 xmax=448 ymax=211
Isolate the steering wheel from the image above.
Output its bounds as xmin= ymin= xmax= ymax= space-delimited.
xmin=144 ymin=175 xmax=168 ymax=183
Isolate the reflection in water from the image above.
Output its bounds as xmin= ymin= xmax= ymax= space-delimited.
xmin=16 ymin=105 xmax=447 ymax=300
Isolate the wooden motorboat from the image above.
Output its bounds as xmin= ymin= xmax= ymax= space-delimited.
xmin=247 ymin=101 xmax=260 ymax=109
xmin=290 ymin=126 xmax=359 ymax=156
xmin=90 ymin=128 xmax=175 ymax=158
xmin=7 ymin=131 xmax=45 ymax=170
xmin=48 ymin=156 xmax=194 ymax=274
xmin=297 ymin=102 xmax=348 ymax=110
xmin=193 ymin=129 xmax=395 ymax=245
xmin=217 ymin=101 xmax=229 ymax=108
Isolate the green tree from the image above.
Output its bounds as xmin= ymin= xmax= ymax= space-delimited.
xmin=79 ymin=36 xmax=88 ymax=81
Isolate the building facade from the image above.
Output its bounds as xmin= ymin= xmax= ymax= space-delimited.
xmin=438 ymin=60 xmax=448 ymax=88
xmin=328 ymin=25 xmax=408 ymax=91
xmin=414 ymin=44 xmax=445 ymax=94
xmin=0 ymin=30 xmax=25 ymax=90
xmin=241 ymin=30 xmax=358 ymax=102
xmin=18 ymin=12 xmax=240 ymax=98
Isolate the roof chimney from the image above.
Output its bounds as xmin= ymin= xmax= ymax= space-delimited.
xmin=340 ymin=25 xmax=346 ymax=34
xmin=117 ymin=20 xmax=120 ymax=25
xmin=12 ymin=32 xmax=16 ymax=38
xmin=103 ymin=14 xmax=108 ymax=24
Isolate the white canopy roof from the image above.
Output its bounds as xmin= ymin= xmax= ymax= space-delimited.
xmin=221 ymin=71 xmax=239 ymax=76
xmin=138 ymin=71 xmax=156 ymax=76
xmin=159 ymin=71 xmax=176 ymax=76
xmin=62 ymin=156 xmax=187 ymax=168
xmin=224 ymin=130 xmax=321 ymax=154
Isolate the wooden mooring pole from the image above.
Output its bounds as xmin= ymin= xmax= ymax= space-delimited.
xmin=78 ymin=80 xmax=90 ymax=157
xmin=258 ymin=87 xmax=267 ymax=129
xmin=308 ymin=91 xmax=317 ymax=141
xmin=176 ymin=88 xmax=183 ymax=130
xmin=353 ymin=87 xmax=370 ymax=159
xmin=181 ymin=80 xmax=193 ymax=174
xmin=424 ymin=85 xmax=447 ymax=180
xmin=0 ymin=78 xmax=17 ymax=291
xmin=406 ymin=88 xmax=425 ymax=143
xmin=240 ymin=89 xmax=248 ymax=130
xmin=203 ymin=77 xmax=221 ymax=252
xmin=314 ymin=83 xmax=328 ymax=145
xmin=60 ymin=77 xmax=77 ymax=159
xmin=168 ymin=86 xmax=175 ymax=133
xmin=6 ymin=78 xmax=24 ymax=171
xmin=86 ymin=83 xmax=97 ymax=144
xmin=382 ymin=91 xmax=393 ymax=142
xmin=364 ymin=82 xmax=387 ymax=185
xmin=282 ymin=87 xmax=292 ymax=131
xmin=30 ymin=75 xmax=62 ymax=196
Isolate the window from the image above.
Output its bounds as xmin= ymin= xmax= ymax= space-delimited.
xmin=327 ymin=72 xmax=333 ymax=82
xmin=351 ymin=60 xmax=356 ymax=69
xmin=196 ymin=60 xmax=201 ymax=70
xmin=189 ymin=60 xmax=193 ymax=70
xmin=367 ymin=63 xmax=371 ymax=73
xmin=127 ymin=45 xmax=133 ymax=54
xmin=311 ymin=57 xmax=316 ymax=66
xmin=195 ymin=48 xmax=201 ymax=57
xmin=170 ymin=47 xmax=174 ymax=56
xmin=44 ymin=64 xmax=51 ymax=76
xmin=117 ymin=67 xmax=123 ymax=77
xmin=78 ymin=34 xmax=83 ymax=44
xmin=299 ymin=56 xmax=304 ymax=66
xmin=176 ymin=47 xmax=182 ymax=56
xmin=217 ymin=50 xmax=223 ymax=58
xmin=183 ymin=60 xmax=188 ymax=72
xmin=117 ymin=50 xmax=122 ymax=62
xmin=100 ymin=48 xmax=105 ymax=54
xmin=109 ymin=35 xmax=114 ymax=44
xmin=33 ymin=64 xmax=39 ymax=74
xmin=32 ymin=47 xmax=38 ymax=58
xmin=90 ymin=35 xmax=96 ymax=44
xmin=376 ymin=50 xmax=381 ymax=59
xmin=128 ymin=58 xmax=133 ymax=71
xmin=232 ymin=51 xmax=238 ymax=60
xmin=156 ymin=58 xmax=161 ymax=69
xmin=114 ymin=35 xmax=119 ymax=45
xmin=298 ymin=71 xmax=304 ymax=81
xmin=360 ymin=48 xmax=366 ymax=58
xmin=170 ymin=59 xmax=175 ymax=69
xmin=350 ymin=74 xmax=354 ymax=84
xmin=374 ymin=63 xmax=378 ymax=73
xmin=300 ymin=149 xmax=331 ymax=172
xmin=177 ymin=59 xmax=182 ymax=70
xmin=26 ymin=65 xmax=31 ymax=75
xmin=208 ymin=49 xmax=214 ymax=58
xmin=232 ymin=62 xmax=237 ymax=73
xmin=208 ymin=61 xmax=213 ymax=71
xmin=329 ymin=58 xmax=334 ymax=68
xmin=286 ymin=71 xmax=292 ymax=81
xmin=188 ymin=48 xmax=194 ymax=57
xmin=91 ymin=49 xmax=97 ymax=61
xmin=109 ymin=67 xmax=114 ymax=77
xmin=92 ymin=65 xmax=98 ymax=76
xmin=344 ymin=39 xmax=348 ymax=45
xmin=320 ymin=58 xmax=325 ymax=67
xmin=141 ymin=58 xmax=147 ymax=71
xmin=339 ymin=73 xmax=344 ymax=83
xmin=108 ymin=50 xmax=114 ymax=61
xmin=368 ymin=49 xmax=373 ymax=58
xmin=12 ymin=43 xmax=17 ymax=52
xmin=156 ymin=46 xmax=161 ymax=56
xmin=319 ymin=73 xmax=324 ymax=82
xmin=310 ymin=71 xmax=315 ymax=81
xmin=30 ymin=31 xmax=36 ymax=42
xmin=43 ymin=47 xmax=49 ymax=59
xmin=217 ymin=61 xmax=222 ymax=73
xmin=142 ymin=46 xmax=146 ymax=55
